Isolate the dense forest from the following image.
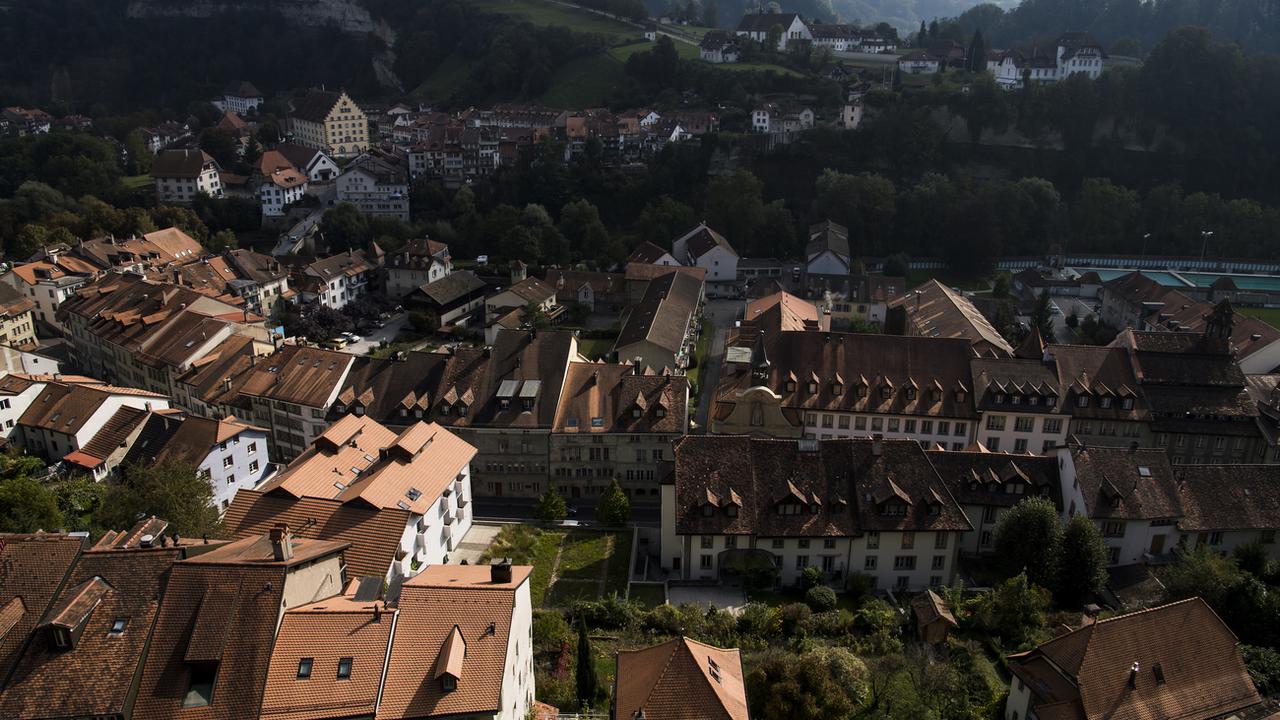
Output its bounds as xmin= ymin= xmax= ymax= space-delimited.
xmin=950 ymin=0 xmax=1280 ymax=54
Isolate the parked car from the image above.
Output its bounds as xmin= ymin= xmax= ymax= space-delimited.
xmin=320 ymin=337 xmax=348 ymax=350
xmin=342 ymin=332 xmax=362 ymax=343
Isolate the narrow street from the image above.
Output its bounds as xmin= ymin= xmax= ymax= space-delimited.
xmin=693 ymin=299 xmax=741 ymax=432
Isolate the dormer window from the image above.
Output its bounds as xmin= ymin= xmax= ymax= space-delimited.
xmin=777 ymin=502 xmax=803 ymax=516
xmin=955 ymin=390 xmax=966 ymax=403
xmin=109 ymin=617 xmax=128 ymax=635
xmin=1100 ymin=397 xmax=1112 ymax=409
xmin=833 ymin=382 xmax=843 ymax=396
xmin=994 ymin=393 xmax=1005 ymax=404
xmin=1047 ymin=396 xmax=1057 ymax=407
xmin=1029 ymin=396 xmax=1040 ymax=406
xmin=499 ymin=398 xmax=510 ymax=411
xmin=880 ymin=386 xmax=892 ymax=400
xmin=656 ymin=407 xmax=666 ymax=418
xmin=337 ymin=657 xmax=352 ymax=679
xmin=50 ymin=627 xmax=71 ymax=650
xmin=702 ymin=504 xmax=714 ymax=517
xmin=1011 ymin=394 xmax=1022 ymax=405
xmin=297 ymin=658 xmax=314 ymax=679
xmin=1122 ymin=398 xmax=1134 ymax=410
xmin=334 ymin=404 xmax=346 ymax=413
xmin=931 ymin=389 xmax=942 ymax=403
xmin=928 ymin=503 xmax=940 ymax=516
xmin=905 ymin=388 xmax=916 ymax=401
xmin=632 ymin=407 xmax=642 ymax=418
xmin=857 ymin=386 xmax=868 ymax=398
xmin=440 ymin=403 xmax=451 ymax=415
xmin=726 ymin=505 xmax=738 ymax=517
xmin=1077 ymin=396 xmax=1089 ymax=408
xmin=786 ymin=380 xmax=797 ymax=392
xmin=442 ymin=675 xmax=457 ymax=692
xmin=808 ymin=381 xmax=817 ymax=394
xmin=881 ymin=502 xmax=906 ymax=517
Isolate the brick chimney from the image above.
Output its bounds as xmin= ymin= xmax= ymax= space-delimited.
xmin=269 ymin=523 xmax=293 ymax=562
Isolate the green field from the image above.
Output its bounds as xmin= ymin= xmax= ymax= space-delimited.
xmin=472 ymin=0 xmax=639 ymax=38
xmin=122 ymin=174 xmax=152 ymax=189
xmin=708 ymin=61 xmax=805 ymax=76
xmin=481 ymin=524 xmax=631 ymax=606
xmin=577 ymin=336 xmax=616 ymax=360
xmin=1238 ymin=306 xmax=1280 ymax=329
xmin=607 ymin=39 xmax=700 ymax=62
xmin=540 ymin=54 xmax=629 ymax=108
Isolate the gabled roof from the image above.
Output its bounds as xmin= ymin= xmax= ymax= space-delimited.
xmin=891 ymin=279 xmax=1013 ymax=356
xmin=377 ymin=564 xmax=533 ymax=719
xmin=291 ymin=89 xmax=345 ymax=124
xmin=1011 ymin=598 xmax=1259 ymax=720
xmin=629 ymin=240 xmax=675 ymax=262
xmin=0 ymin=534 xmax=84 ymax=683
xmin=806 ymin=220 xmax=850 ymax=260
xmin=260 ymin=596 xmax=394 ymax=720
xmin=0 ymin=545 xmax=182 ymax=719
xmin=225 ymin=80 xmax=263 ymax=98
xmin=151 ymin=149 xmax=217 ymax=178
xmin=912 ymin=589 xmax=958 ymax=627
xmin=223 ymin=489 xmax=410 ymax=578
xmin=615 ymin=637 xmax=749 ymax=720
xmin=416 ymin=269 xmax=487 ymax=306
xmin=1175 ymin=464 xmax=1280 ymax=532
xmin=615 ymin=270 xmax=703 ymax=356
xmin=743 ymin=290 xmax=823 ymax=335
xmin=552 ymin=362 xmax=689 ymax=434
xmin=1069 ymin=445 xmax=1182 ymax=521
xmin=238 ymin=343 xmax=353 ymax=408
xmin=675 ymin=223 xmax=736 ymax=260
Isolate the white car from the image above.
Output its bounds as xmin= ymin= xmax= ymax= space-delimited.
xmin=342 ymin=332 xmax=362 ymax=343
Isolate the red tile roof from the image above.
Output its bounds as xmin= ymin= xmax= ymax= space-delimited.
xmin=614 ymin=637 xmax=749 ymax=720
xmin=0 ymin=534 xmax=83 ymax=683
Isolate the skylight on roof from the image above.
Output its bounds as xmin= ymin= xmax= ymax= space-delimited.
xmin=397 ymin=500 xmax=411 ymax=510
xmin=1138 ymin=466 xmax=1151 ymax=477
xmin=407 ymin=487 xmax=422 ymax=501
xmin=350 ymin=466 xmax=362 ymax=475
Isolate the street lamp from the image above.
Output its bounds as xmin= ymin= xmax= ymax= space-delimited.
xmin=1140 ymin=233 xmax=1151 ymax=265
xmin=1200 ymin=230 xmax=1215 ymax=262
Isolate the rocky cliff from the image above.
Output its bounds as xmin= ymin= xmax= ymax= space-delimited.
xmin=126 ymin=0 xmax=377 ymax=33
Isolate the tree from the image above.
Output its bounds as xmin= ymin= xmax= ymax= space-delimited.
xmin=883 ymin=252 xmax=910 ymax=278
xmin=1161 ymin=545 xmax=1245 ymax=609
xmin=805 ymin=585 xmax=837 ymax=612
xmin=1242 ymin=645 xmax=1280 ymax=696
xmin=207 ymin=229 xmax=238 ymax=253
xmin=1031 ymin=290 xmax=1056 ymax=342
xmin=972 ymin=573 xmax=1049 ymax=648
xmin=0 ymin=475 xmax=64 ymax=532
xmin=704 ymin=170 xmax=765 ymax=256
xmin=993 ymin=495 xmax=1061 ymax=589
xmin=991 ymin=273 xmax=1010 ymax=298
xmin=575 ymin=621 xmax=598 ymax=708
xmin=103 ymin=460 xmax=224 ymax=540
xmin=536 ymin=488 xmax=567 ymax=525
xmin=966 ymin=29 xmax=987 ymax=72
xmin=595 ymin=479 xmax=631 ymax=526
xmin=1056 ymin=514 xmax=1108 ymax=607
xmin=319 ymin=203 xmax=370 ymax=252
xmin=746 ymin=648 xmax=867 ymax=720
xmin=702 ymin=0 xmax=717 ymax=27
xmin=198 ymin=127 xmax=240 ymax=169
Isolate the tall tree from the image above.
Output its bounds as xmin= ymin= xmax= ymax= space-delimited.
xmin=536 ymin=488 xmax=567 ymax=525
xmin=104 ymin=460 xmax=224 ymax=540
xmin=993 ymin=496 xmax=1061 ymax=590
xmin=575 ymin=621 xmax=598 ymax=708
xmin=0 ymin=475 xmax=64 ymax=532
xmin=966 ymin=29 xmax=987 ymax=72
xmin=702 ymin=0 xmax=717 ymax=27
xmin=596 ymin=479 xmax=631 ymax=526
xmin=1056 ymin=514 xmax=1108 ymax=607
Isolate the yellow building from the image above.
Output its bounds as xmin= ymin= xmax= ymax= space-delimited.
xmin=0 ymin=282 xmax=37 ymax=347
xmin=289 ymin=89 xmax=368 ymax=158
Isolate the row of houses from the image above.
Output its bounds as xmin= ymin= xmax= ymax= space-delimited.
xmin=731 ymin=12 xmax=897 ymax=53
xmin=897 ymin=32 xmax=1108 ymax=89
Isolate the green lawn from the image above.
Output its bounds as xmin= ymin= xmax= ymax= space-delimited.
xmin=480 ymin=525 xmax=631 ymax=607
xmin=607 ymin=39 xmax=700 ymax=63
xmin=473 ymin=0 xmax=639 ymax=39
xmin=412 ymin=53 xmax=474 ymax=100
xmin=1238 ymin=306 xmax=1280 ymax=329
xmin=628 ymin=582 xmax=666 ymax=608
xmin=366 ymin=331 xmax=431 ymax=359
xmin=122 ymin=174 xmax=152 ymax=189
xmin=577 ymin=336 xmax=616 ymax=360
xmin=539 ymin=54 xmax=628 ymax=108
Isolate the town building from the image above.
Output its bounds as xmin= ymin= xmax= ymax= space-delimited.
xmin=989 ymin=33 xmax=1107 ymax=90
xmin=814 ymin=274 xmax=905 ymax=329
xmin=0 ymin=282 xmax=37 ymax=347
xmin=804 ymin=220 xmax=853 ymax=280
xmin=123 ymin=412 xmax=272 ymax=512
xmin=700 ymin=31 xmax=741 ymax=63
xmin=275 ymin=141 xmax=340 ymax=183
xmin=543 ymin=269 xmax=625 ymax=313
xmin=256 ymin=149 xmax=308 ymax=217
xmin=387 ymin=237 xmax=453 ymax=298
xmin=735 ymin=12 xmax=812 ymax=51
xmin=662 ymin=435 xmax=971 ymax=590
xmin=0 ymin=532 xmax=87 ymax=685
xmin=1099 ymin=272 xmax=1280 ymax=373
xmin=408 ymin=270 xmax=488 ymax=330
xmin=1005 ymin=598 xmax=1263 ymax=720
xmin=614 ymin=637 xmax=749 ymax=720
xmin=897 ymin=51 xmax=940 ymax=74
xmin=969 ymin=340 xmax=1071 ymax=454
xmin=1058 ymin=444 xmax=1182 ymax=565
xmin=888 ymin=279 xmax=1014 ymax=357
xmin=628 ymin=240 xmax=680 ymax=267
xmin=152 ymin=148 xmax=223 ymax=204
xmin=288 ymin=88 xmax=368 ymax=157
xmin=711 ymin=330 xmax=978 ymax=449
xmin=1247 ymin=373 xmax=1280 ymax=462
xmin=1044 ymin=343 xmax=1151 ymax=449
xmin=1175 ymin=464 xmax=1280 ymax=557
xmin=298 ymin=248 xmax=382 ymax=310
xmin=1 ymin=254 xmax=97 ymax=333
xmin=672 ymin=223 xmax=738 ymax=290
xmin=223 ymin=248 xmax=295 ymax=319
xmin=76 ymin=227 xmax=207 ymax=273
xmin=550 ymin=362 xmax=688 ymax=503
xmin=927 ymin=449 xmax=1062 ymax=555
xmin=912 ymin=590 xmax=958 ymax=646
xmin=233 ymin=343 xmax=355 ymax=459
xmin=750 ymin=103 xmax=815 ymax=134
xmin=614 ymin=270 xmax=704 ymax=372
xmin=335 ymin=148 xmax=411 ymax=220
xmin=218 ymin=80 xmax=264 ymax=114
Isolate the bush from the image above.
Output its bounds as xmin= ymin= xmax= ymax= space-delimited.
xmin=536 ymin=670 xmax=575 ymax=709
xmin=1243 ymin=644 xmax=1280 ymax=695
xmin=845 ymin=572 xmax=875 ymax=602
xmin=780 ymin=603 xmax=812 ymax=637
xmin=736 ymin=602 xmax=782 ymax=641
xmin=807 ymin=610 xmax=851 ymax=637
xmin=536 ymin=488 xmax=567 ymax=525
xmin=533 ymin=610 xmax=571 ymax=650
xmin=799 ymin=566 xmax=824 ymax=590
xmin=571 ymin=593 xmax=640 ymax=630
xmin=1235 ymin=541 xmax=1270 ymax=578
xmin=805 ymin=585 xmax=838 ymax=612
xmin=595 ymin=479 xmax=631 ymax=526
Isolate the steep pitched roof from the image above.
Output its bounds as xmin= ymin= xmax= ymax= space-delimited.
xmin=1175 ymin=464 xmax=1280 ymax=532
xmin=675 ymin=223 xmax=736 ymax=260
xmin=291 ymin=89 xmax=343 ymax=124
xmin=891 ymin=279 xmax=1013 ymax=356
xmin=259 ymin=596 xmax=394 ymax=720
xmin=0 ymin=546 xmax=182 ymax=719
xmin=615 ymin=271 xmax=703 ymax=356
xmin=223 ymin=489 xmax=410 ymax=578
xmin=377 ymin=564 xmax=533 ymax=719
xmin=615 ymin=637 xmax=749 ymax=720
xmin=151 ymin=149 xmax=217 ymax=178
xmin=417 ymin=269 xmax=487 ymax=306
xmin=628 ymin=241 xmax=676 ymax=264
xmin=552 ymin=362 xmax=689 ymax=434
xmin=1011 ymin=598 xmax=1260 ymax=720
xmin=806 ymin=220 xmax=850 ymax=260
xmin=0 ymin=534 xmax=83 ymax=683
xmin=1070 ymin=445 xmax=1182 ymax=521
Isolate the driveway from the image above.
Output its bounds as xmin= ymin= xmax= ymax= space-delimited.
xmin=344 ymin=312 xmax=408 ymax=355
xmin=451 ymin=522 xmax=505 ymax=565
xmin=667 ymin=584 xmax=747 ymax=613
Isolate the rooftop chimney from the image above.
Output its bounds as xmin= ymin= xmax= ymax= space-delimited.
xmin=1128 ymin=661 xmax=1139 ymax=690
xmin=269 ymin=523 xmax=293 ymax=562
xmin=490 ymin=558 xmax=512 ymax=584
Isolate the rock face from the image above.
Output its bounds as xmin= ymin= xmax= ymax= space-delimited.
xmin=126 ymin=0 xmax=377 ymax=33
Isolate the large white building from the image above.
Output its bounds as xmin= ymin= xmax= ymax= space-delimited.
xmin=988 ymin=33 xmax=1107 ymax=89
xmin=663 ymin=436 xmax=971 ymax=591
xmin=386 ymin=237 xmax=452 ymax=298
xmin=123 ymin=412 xmax=273 ymax=512
xmin=672 ymin=223 xmax=738 ymax=287
xmin=735 ymin=12 xmax=812 ymax=51
xmin=335 ymin=148 xmax=410 ymax=220
xmin=152 ymin=149 xmax=223 ymax=204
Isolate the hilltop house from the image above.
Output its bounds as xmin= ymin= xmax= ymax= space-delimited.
xmin=735 ymin=12 xmax=812 ymax=51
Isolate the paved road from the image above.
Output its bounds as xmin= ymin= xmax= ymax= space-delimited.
xmin=344 ymin=312 xmax=408 ymax=355
xmin=693 ymin=299 xmax=741 ymax=432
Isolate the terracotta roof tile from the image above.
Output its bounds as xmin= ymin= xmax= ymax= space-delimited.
xmin=616 ymin=271 xmax=703 ymax=356
xmin=890 ymin=279 xmax=1013 ymax=356
xmin=0 ymin=534 xmax=83 ymax=682
xmin=1175 ymin=464 xmax=1280 ymax=532
xmin=1070 ymin=445 xmax=1182 ymax=521
xmin=615 ymin=637 xmax=748 ymax=720
xmin=553 ymin=362 xmax=688 ymax=434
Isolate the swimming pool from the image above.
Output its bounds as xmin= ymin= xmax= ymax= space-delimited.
xmin=1081 ymin=268 xmax=1190 ymax=286
xmin=1180 ymin=272 xmax=1280 ymax=292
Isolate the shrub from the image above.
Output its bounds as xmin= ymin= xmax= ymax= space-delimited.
xmin=781 ymin=602 xmax=812 ymax=637
xmin=571 ymin=593 xmax=640 ymax=630
xmin=805 ymin=585 xmax=838 ymax=612
xmin=807 ymin=609 xmax=851 ymax=637
xmin=532 ymin=610 xmax=571 ymax=650
xmin=799 ymin=565 xmax=824 ymax=590
xmin=845 ymin=572 xmax=876 ymax=602
xmin=736 ymin=602 xmax=782 ymax=641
